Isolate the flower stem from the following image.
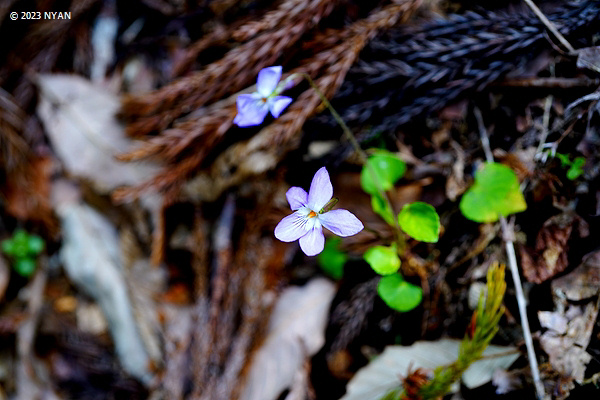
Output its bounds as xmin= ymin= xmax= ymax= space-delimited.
xmin=300 ymin=73 xmax=404 ymax=244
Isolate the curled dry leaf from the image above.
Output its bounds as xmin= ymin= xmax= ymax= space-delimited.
xmin=239 ymin=278 xmax=336 ymax=400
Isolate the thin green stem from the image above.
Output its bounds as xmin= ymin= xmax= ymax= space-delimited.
xmin=300 ymin=73 xmax=404 ymax=245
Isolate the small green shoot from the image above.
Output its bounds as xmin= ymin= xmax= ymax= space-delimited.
xmin=567 ymin=157 xmax=585 ymax=180
xmin=459 ymin=162 xmax=526 ymax=223
xmin=398 ymin=202 xmax=440 ymax=243
xmin=358 ymin=151 xmax=440 ymax=312
xmin=1 ymin=229 xmax=45 ymax=277
xmin=364 ymin=244 xmax=400 ymax=275
xmin=317 ymin=238 xmax=347 ymax=280
xmin=554 ymin=152 xmax=585 ymax=181
xmin=415 ymin=263 xmax=506 ymax=399
xmin=377 ymin=274 xmax=423 ymax=312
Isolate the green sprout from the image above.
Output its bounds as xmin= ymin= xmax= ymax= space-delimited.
xmin=1 ymin=229 xmax=45 ymax=277
xmin=360 ymin=150 xmax=441 ymax=312
xmin=554 ymin=152 xmax=585 ymax=181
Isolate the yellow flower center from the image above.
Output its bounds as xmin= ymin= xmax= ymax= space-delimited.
xmin=308 ymin=210 xmax=317 ymax=218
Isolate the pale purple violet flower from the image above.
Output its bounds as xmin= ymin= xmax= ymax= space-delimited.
xmin=275 ymin=167 xmax=364 ymax=256
xmin=234 ymin=66 xmax=293 ymax=127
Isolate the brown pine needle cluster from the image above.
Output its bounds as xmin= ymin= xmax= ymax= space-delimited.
xmin=117 ymin=0 xmax=431 ymax=202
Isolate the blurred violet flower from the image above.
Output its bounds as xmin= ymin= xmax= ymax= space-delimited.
xmin=275 ymin=167 xmax=364 ymax=256
xmin=234 ymin=66 xmax=293 ymax=127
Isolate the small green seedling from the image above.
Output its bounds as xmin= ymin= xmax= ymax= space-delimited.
xmin=555 ymin=152 xmax=585 ymax=181
xmin=1 ymin=229 xmax=45 ymax=277
xmin=361 ymin=151 xmax=440 ymax=312
xmin=459 ymin=162 xmax=526 ymax=223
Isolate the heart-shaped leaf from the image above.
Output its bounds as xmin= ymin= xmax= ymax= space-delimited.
xmin=364 ymin=245 xmax=400 ymax=275
xmin=398 ymin=202 xmax=440 ymax=243
xmin=378 ymin=274 xmax=422 ymax=312
xmin=360 ymin=151 xmax=406 ymax=195
xmin=459 ymin=162 xmax=526 ymax=223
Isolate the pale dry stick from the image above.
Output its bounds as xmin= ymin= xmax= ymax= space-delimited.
xmin=535 ymin=95 xmax=553 ymax=159
xmin=522 ymin=0 xmax=576 ymax=54
xmin=474 ymin=107 xmax=546 ymax=400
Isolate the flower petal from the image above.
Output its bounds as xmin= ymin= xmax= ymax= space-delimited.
xmin=274 ymin=212 xmax=308 ymax=242
xmin=319 ymin=209 xmax=364 ymax=237
xmin=234 ymin=94 xmax=269 ymax=127
xmin=299 ymin=228 xmax=325 ymax=256
xmin=256 ymin=66 xmax=282 ymax=97
xmin=286 ymin=187 xmax=308 ymax=210
xmin=268 ymin=96 xmax=292 ymax=118
xmin=307 ymin=167 xmax=333 ymax=211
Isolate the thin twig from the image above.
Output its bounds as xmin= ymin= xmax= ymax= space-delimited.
xmin=522 ymin=0 xmax=576 ymax=54
xmin=474 ymin=107 xmax=546 ymax=400
xmin=536 ymin=95 xmax=554 ymax=158
xmin=473 ymin=108 xmax=494 ymax=163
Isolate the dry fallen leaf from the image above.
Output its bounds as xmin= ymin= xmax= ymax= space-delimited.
xmin=520 ymin=212 xmax=583 ymax=284
xmin=552 ymin=250 xmax=600 ymax=301
xmin=341 ymin=339 xmax=520 ymax=400
xmin=3 ymin=155 xmax=57 ymax=232
xmin=537 ymin=251 xmax=600 ymax=398
xmin=539 ymin=303 xmax=596 ymax=390
xmin=54 ymin=185 xmax=152 ymax=384
xmin=240 ymin=278 xmax=336 ymax=400
xmin=36 ymin=73 xmax=161 ymax=195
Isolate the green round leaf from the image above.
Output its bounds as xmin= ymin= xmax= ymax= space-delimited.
xmin=27 ymin=235 xmax=45 ymax=255
xmin=364 ymin=245 xmax=400 ymax=275
xmin=567 ymin=166 xmax=583 ymax=181
xmin=459 ymin=162 xmax=527 ymax=223
xmin=398 ymin=202 xmax=440 ymax=243
xmin=377 ymin=274 xmax=423 ymax=312
xmin=14 ymin=258 xmax=37 ymax=277
xmin=1 ymin=239 xmax=15 ymax=255
xmin=360 ymin=151 xmax=406 ymax=195
xmin=13 ymin=229 xmax=28 ymax=242
xmin=317 ymin=238 xmax=347 ymax=280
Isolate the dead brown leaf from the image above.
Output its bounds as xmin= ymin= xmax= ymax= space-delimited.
xmin=552 ymin=250 xmax=600 ymax=301
xmin=520 ymin=212 xmax=585 ymax=284
xmin=3 ymin=155 xmax=58 ymax=234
